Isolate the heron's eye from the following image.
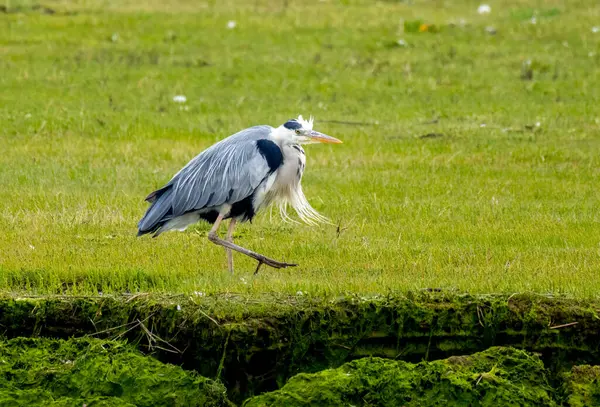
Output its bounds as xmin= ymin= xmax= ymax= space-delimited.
xmin=295 ymin=129 xmax=301 ymax=134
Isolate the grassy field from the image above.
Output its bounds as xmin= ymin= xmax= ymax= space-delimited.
xmin=1 ymin=0 xmax=600 ymax=297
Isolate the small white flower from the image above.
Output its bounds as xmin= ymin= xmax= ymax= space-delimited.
xmin=477 ymin=4 xmax=491 ymax=14
xmin=491 ymin=196 xmax=499 ymax=205
xmin=111 ymin=33 xmax=119 ymax=42
xmin=530 ymin=17 xmax=537 ymax=24
xmin=592 ymin=26 xmax=599 ymax=33
xmin=29 ymin=244 xmax=35 ymax=250
xmin=535 ymin=121 xmax=541 ymax=127
xmin=227 ymin=20 xmax=236 ymax=29
xmin=176 ymin=304 xmax=181 ymax=311
xmin=24 ymin=113 xmax=32 ymax=119
xmin=193 ymin=291 xmax=205 ymax=297
xmin=296 ymin=291 xmax=304 ymax=296
xmin=172 ymin=95 xmax=187 ymax=103
xmin=397 ymin=39 xmax=407 ymax=47
xmin=240 ymin=277 xmax=248 ymax=285
xmin=480 ymin=123 xmax=486 ymax=128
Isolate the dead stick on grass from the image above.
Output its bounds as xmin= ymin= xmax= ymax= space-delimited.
xmin=197 ymin=308 xmax=220 ymax=327
xmin=216 ymin=330 xmax=231 ymax=380
xmin=138 ymin=319 xmax=182 ymax=354
xmin=89 ymin=312 xmax=156 ymax=337
xmin=90 ymin=320 xmax=139 ymax=337
xmin=113 ymin=320 xmax=146 ymax=342
xmin=476 ymin=305 xmax=484 ymax=327
xmin=125 ymin=293 xmax=150 ymax=303
xmin=549 ymin=322 xmax=578 ymax=330
xmin=475 ymin=374 xmax=483 ymax=386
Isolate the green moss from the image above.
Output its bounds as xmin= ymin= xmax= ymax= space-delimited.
xmin=562 ymin=365 xmax=600 ymax=407
xmin=0 ymin=337 xmax=233 ymax=407
xmin=244 ymin=347 xmax=557 ymax=407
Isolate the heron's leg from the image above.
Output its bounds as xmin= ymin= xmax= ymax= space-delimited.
xmin=225 ymin=219 xmax=236 ymax=274
xmin=208 ymin=214 xmax=297 ymax=272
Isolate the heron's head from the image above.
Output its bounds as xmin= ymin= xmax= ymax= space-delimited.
xmin=275 ymin=115 xmax=342 ymax=145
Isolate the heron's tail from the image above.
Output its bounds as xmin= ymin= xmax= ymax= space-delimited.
xmin=137 ymin=186 xmax=174 ymax=237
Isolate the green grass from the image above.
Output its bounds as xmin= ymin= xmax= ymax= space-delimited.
xmin=1 ymin=0 xmax=600 ymax=296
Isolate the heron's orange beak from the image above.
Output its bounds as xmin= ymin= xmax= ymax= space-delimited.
xmin=309 ymin=131 xmax=343 ymax=144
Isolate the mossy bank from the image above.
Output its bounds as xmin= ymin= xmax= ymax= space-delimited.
xmin=243 ymin=347 xmax=600 ymax=406
xmin=1 ymin=292 xmax=600 ymax=404
xmin=3 ymin=339 xmax=600 ymax=406
xmin=244 ymin=347 xmax=557 ymax=406
xmin=0 ymin=337 xmax=233 ymax=407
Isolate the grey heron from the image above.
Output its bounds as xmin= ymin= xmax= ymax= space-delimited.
xmin=137 ymin=115 xmax=342 ymax=274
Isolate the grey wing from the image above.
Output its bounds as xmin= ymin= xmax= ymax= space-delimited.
xmin=169 ymin=125 xmax=274 ymax=216
xmin=138 ymin=125 xmax=277 ymax=234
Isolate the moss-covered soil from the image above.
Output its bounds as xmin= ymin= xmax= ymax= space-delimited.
xmin=2 ymin=338 xmax=599 ymax=406
xmin=245 ymin=347 xmax=600 ymax=406
xmin=1 ymin=292 xmax=600 ymax=405
xmin=0 ymin=337 xmax=233 ymax=407
xmin=244 ymin=347 xmax=557 ymax=406
xmin=561 ymin=365 xmax=600 ymax=407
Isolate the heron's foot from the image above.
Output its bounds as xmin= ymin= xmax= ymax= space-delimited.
xmin=254 ymin=257 xmax=297 ymax=275
xmin=208 ymin=231 xmax=296 ymax=274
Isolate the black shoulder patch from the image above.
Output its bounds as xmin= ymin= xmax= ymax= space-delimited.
xmin=229 ymin=194 xmax=256 ymax=222
xmin=256 ymin=139 xmax=283 ymax=172
xmin=283 ymin=120 xmax=302 ymax=130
